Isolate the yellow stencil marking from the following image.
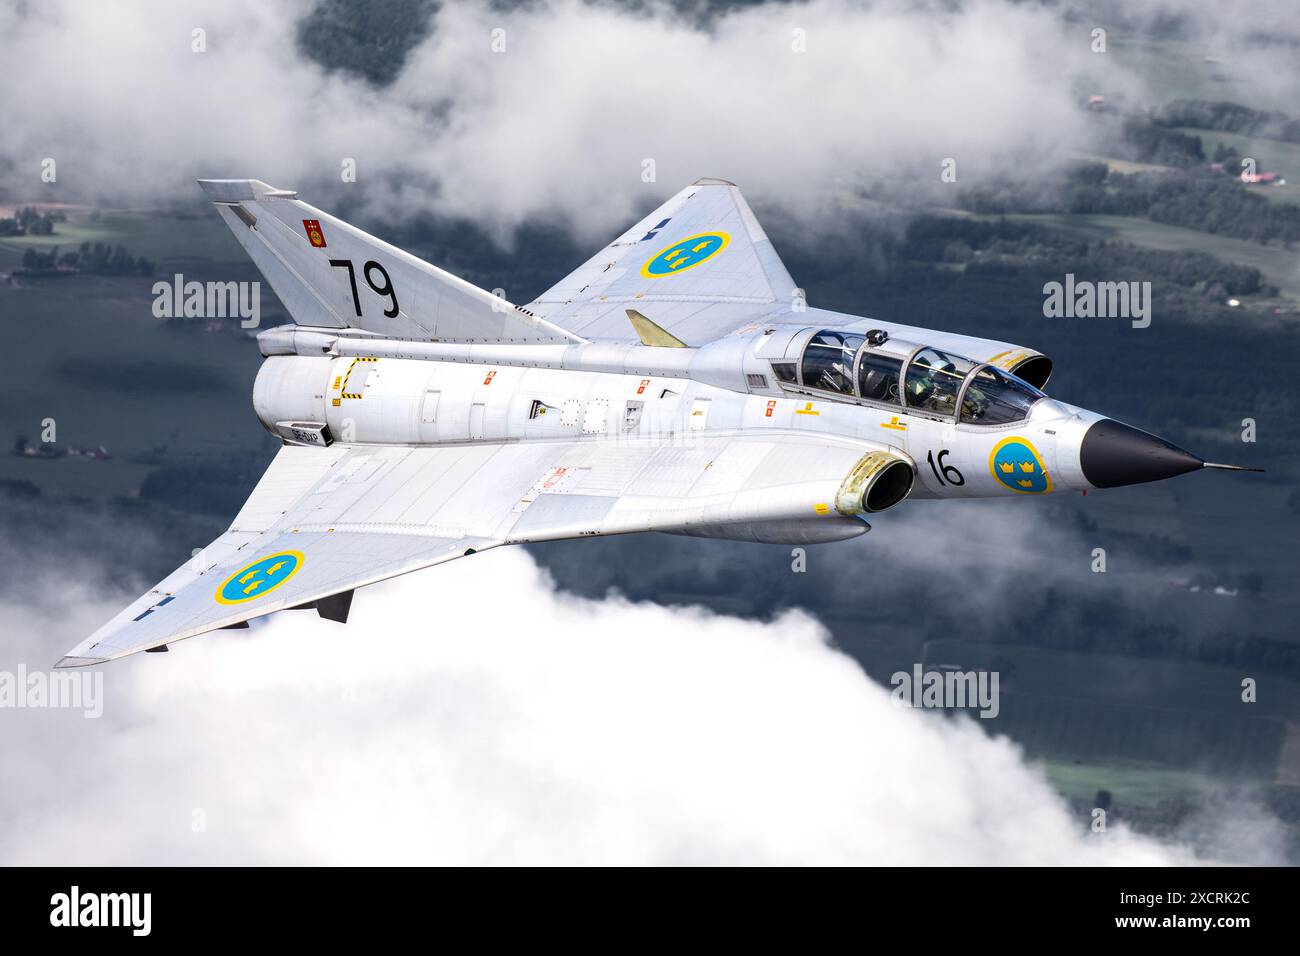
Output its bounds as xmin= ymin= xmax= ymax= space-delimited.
xmin=339 ymin=356 xmax=377 ymax=400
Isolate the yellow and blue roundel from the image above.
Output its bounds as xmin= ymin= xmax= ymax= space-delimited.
xmin=215 ymin=550 xmax=304 ymax=605
xmin=641 ymin=231 xmax=730 ymax=278
xmin=989 ymin=437 xmax=1052 ymax=494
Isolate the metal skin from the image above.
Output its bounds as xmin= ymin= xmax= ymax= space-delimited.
xmin=254 ymin=323 xmax=1098 ymax=506
xmin=54 ymin=177 xmax=1259 ymax=668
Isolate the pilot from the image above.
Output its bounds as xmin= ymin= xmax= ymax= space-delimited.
xmin=908 ymin=363 xmax=945 ymax=409
xmin=908 ymin=374 xmax=932 ymax=407
xmin=918 ymin=360 xmax=958 ymax=412
xmin=961 ymin=379 xmax=991 ymax=420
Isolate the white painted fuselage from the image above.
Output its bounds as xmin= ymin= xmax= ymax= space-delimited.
xmin=254 ymin=324 xmax=1103 ymax=508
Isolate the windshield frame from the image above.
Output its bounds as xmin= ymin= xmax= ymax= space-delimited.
xmin=797 ymin=330 xmax=864 ymax=396
xmin=852 ymin=343 xmax=906 ymax=407
xmin=782 ymin=331 xmax=1047 ymax=424
xmin=785 ymin=330 xmax=908 ymax=412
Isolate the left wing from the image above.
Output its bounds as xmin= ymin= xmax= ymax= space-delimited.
xmin=56 ymin=444 xmax=499 ymax=667
xmin=58 ymin=432 xmax=888 ymax=666
xmin=525 ymin=178 xmax=798 ymax=344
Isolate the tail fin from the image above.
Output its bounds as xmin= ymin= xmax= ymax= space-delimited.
xmin=197 ymin=179 xmax=581 ymax=344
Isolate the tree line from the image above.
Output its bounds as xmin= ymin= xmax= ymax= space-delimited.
xmin=19 ymin=241 xmax=154 ymax=276
xmin=1154 ymin=98 xmax=1300 ymax=144
xmin=960 ymin=161 xmax=1300 ymax=247
xmin=0 ymin=206 xmax=65 ymax=236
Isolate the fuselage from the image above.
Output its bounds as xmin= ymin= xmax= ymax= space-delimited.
xmin=252 ymin=315 xmax=1191 ymax=512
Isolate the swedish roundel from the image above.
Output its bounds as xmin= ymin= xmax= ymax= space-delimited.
xmin=641 ymin=231 xmax=730 ymax=278
xmin=989 ymin=437 xmax=1052 ymax=494
xmin=215 ymin=550 xmax=304 ymax=605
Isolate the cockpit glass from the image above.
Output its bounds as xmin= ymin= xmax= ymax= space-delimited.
xmin=960 ymin=366 xmax=1044 ymax=425
xmin=904 ymin=347 xmax=975 ymax=416
xmin=801 ymin=331 xmax=865 ymax=395
xmin=857 ymin=350 xmax=902 ymax=404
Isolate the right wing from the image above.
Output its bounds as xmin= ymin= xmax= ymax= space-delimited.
xmin=202 ymin=177 xmax=797 ymax=348
xmin=524 ymin=178 xmax=799 ymax=344
xmin=58 ymin=432 xmax=887 ymax=667
xmin=198 ymin=178 xmax=581 ymax=344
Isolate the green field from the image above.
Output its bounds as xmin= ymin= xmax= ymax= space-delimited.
xmin=0 ymin=209 xmax=269 ymax=500
xmin=0 ymin=208 xmax=246 ymax=264
xmin=1044 ymin=759 xmax=1226 ymax=808
xmin=919 ymin=640 xmax=1294 ymax=781
xmin=819 ymin=597 xmax=1300 ymax=796
xmin=0 ymin=218 xmax=122 ymax=254
xmin=0 ymin=287 xmax=266 ymax=497
xmin=996 ymin=212 xmax=1300 ymax=303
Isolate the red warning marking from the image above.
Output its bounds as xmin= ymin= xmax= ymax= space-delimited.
xmin=637 ymin=379 xmax=650 ymax=395
xmin=483 ymin=370 xmax=497 ymax=385
xmin=765 ymin=400 xmax=777 ymax=418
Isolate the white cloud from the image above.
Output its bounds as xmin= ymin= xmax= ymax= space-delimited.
xmin=5 ymin=0 xmax=1298 ymax=238
xmin=0 ymin=0 xmax=1131 ymax=237
xmin=2 ymin=546 xmax=1201 ymax=865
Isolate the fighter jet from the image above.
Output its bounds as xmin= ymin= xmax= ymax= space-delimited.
xmin=55 ymin=178 xmax=1260 ymax=666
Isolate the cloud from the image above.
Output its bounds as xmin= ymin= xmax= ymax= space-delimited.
xmin=531 ymin=495 xmax=1172 ymax=641
xmin=1 ymin=0 xmax=1136 ymax=237
xmin=5 ymin=0 xmax=1298 ymax=240
xmin=0 ymin=545 xmax=1212 ymax=865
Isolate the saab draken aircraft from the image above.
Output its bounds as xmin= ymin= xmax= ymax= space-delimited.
xmin=56 ymin=178 xmax=1260 ymax=667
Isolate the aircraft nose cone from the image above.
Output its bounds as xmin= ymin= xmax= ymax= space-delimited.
xmin=1080 ymin=418 xmax=1203 ymax=488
